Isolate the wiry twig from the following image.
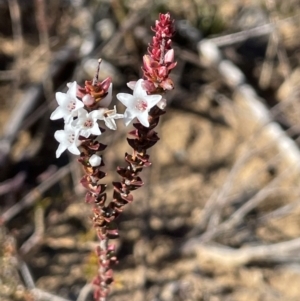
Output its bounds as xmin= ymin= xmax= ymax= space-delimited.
xmin=0 ymin=46 xmax=78 ymax=165
xmin=0 ymin=172 xmax=26 ymax=196
xmin=19 ymin=205 xmax=45 ymax=256
xmin=259 ymin=0 xmax=290 ymax=89
xmin=205 ymin=121 xmax=300 ymax=231
xmin=100 ymin=7 xmax=150 ymax=58
xmin=76 ymin=284 xmax=93 ymax=301
xmin=34 ymin=0 xmax=50 ymax=51
xmin=19 ymin=260 xmax=35 ymax=289
xmin=196 ymin=38 xmax=300 ymax=236
xmin=183 ymin=163 xmax=299 ymax=247
xmin=258 ymin=198 xmax=300 ymax=224
xmin=0 ymin=163 xmax=73 ymax=224
xmin=0 ymin=85 xmax=43 ymax=163
xmin=183 ymin=237 xmax=300 ymax=267
xmin=208 ymin=14 xmax=300 ymax=47
xmin=8 ymin=0 xmax=23 ymax=88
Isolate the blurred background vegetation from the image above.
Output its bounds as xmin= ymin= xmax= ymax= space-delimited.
xmin=1 ymin=0 xmax=300 ymax=300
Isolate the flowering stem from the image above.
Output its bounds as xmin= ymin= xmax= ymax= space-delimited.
xmin=92 ymin=59 xmax=102 ymax=86
xmin=50 ymin=12 xmax=176 ymax=301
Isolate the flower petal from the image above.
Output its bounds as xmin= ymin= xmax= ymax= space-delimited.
xmin=54 ymin=130 xmax=67 ymax=143
xmin=145 ymin=94 xmax=162 ymax=109
xmin=80 ymin=130 xmax=91 ymax=138
xmin=113 ymin=113 xmax=124 ymax=120
xmin=55 ymin=92 xmax=69 ymax=106
xmin=56 ymin=143 xmax=67 ymax=158
xmin=137 ymin=111 xmax=149 ymax=127
xmin=77 ymin=108 xmax=88 ymax=119
xmin=90 ymin=109 xmax=103 ymax=119
xmin=50 ymin=106 xmax=66 ymax=120
xmin=104 ymin=118 xmax=117 ymax=130
xmin=90 ymin=124 xmax=101 ymax=136
xmin=67 ymin=81 xmax=78 ymax=98
xmin=117 ymin=93 xmax=135 ymax=108
xmin=133 ymin=79 xmax=147 ymax=99
xmin=124 ymin=110 xmax=136 ymax=126
xmin=127 ymin=81 xmax=136 ymax=90
xmin=68 ymin=143 xmax=81 ymax=155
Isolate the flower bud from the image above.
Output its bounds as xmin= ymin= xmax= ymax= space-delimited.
xmin=89 ymin=154 xmax=102 ymax=167
xmin=82 ymin=94 xmax=95 ymax=106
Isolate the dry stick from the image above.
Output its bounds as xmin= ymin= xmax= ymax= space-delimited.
xmin=183 ymin=186 xmax=300 ymax=257
xmin=258 ymin=198 xmax=300 ymax=224
xmin=258 ymin=26 xmax=278 ymax=89
xmin=266 ymin=0 xmax=290 ymax=77
xmin=0 ymin=163 xmax=73 ymax=224
xmin=0 ymin=85 xmax=43 ymax=163
xmin=259 ymin=0 xmax=290 ymax=89
xmin=8 ymin=0 xmax=23 ymax=90
xmin=208 ymin=14 xmax=300 ymax=47
xmin=259 ymin=0 xmax=278 ymax=90
xmin=76 ymin=284 xmax=93 ymax=301
xmin=198 ymin=102 xmax=298 ymax=235
xmin=207 ymin=102 xmax=300 ymax=228
xmin=34 ymin=0 xmax=50 ymax=51
xmin=206 ymin=120 xmax=300 ymax=231
xmin=100 ymin=7 xmax=150 ymax=58
xmin=270 ymin=87 xmax=300 ymax=118
xmin=0 ymin=171 xmax=26 ymax=196
xmin=187 ymin=162 xmax=300 ymax=245
xmin=19 ymin=205 xmax=45 ymax=256
xmin=19 ymin=260 xmax=35 ymax=289
xmin=205 ymin=149 xmax=281 ymax=231
xmin=0 ymin=46 xmax=77 ymax=165
xmin=111 ymin=0 xmax=137 ymax=54
xmin=18 ymin=259 xmax=72 ymax=301
xmin=197 ymin=39 xmax=300 ymax=233
xmin=183 ymin=237 xmax=300 ymax=267
xmin=191 ymin=150 xmax=279 ymax=238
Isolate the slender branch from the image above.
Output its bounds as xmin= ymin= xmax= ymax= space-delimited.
xmin=182 ymin=238 xmax=300 ymax=267
xmin=0 ymin=163 xmax=73 ymax=224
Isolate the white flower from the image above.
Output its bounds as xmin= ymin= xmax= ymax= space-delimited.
xmin=74 ymin=109 xmax=101 ymax=138
xmin=50 ymin=81 xmax=84 ymax=123
xmin=97 ymin=106 xmax=124 ymax=130
xmin=89 ymin=154 xmax=102 ymax=167
xmin=116 ymin=79 xmax=162 ymax=127
xmin=54 ymin=124 xmax=81 ymax=158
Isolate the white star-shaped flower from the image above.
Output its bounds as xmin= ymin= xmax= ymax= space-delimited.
xmin=54 ymin=124 xmax=81 ymax=158
xmin=116 ymin=79 xmax=162 ymax=127
xmin=97 ymin=106 xmax=124 ymax=130
xmin=50 ymin=81 xmax=84 ymax=123
xmin=74 ymin=109 xmax=101 ymax=138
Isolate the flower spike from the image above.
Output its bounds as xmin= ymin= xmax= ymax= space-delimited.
xmin=50 ymin=13 xmax=176 ymax=301
xmin=117 ymin=79 xmax=162 ymax=127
